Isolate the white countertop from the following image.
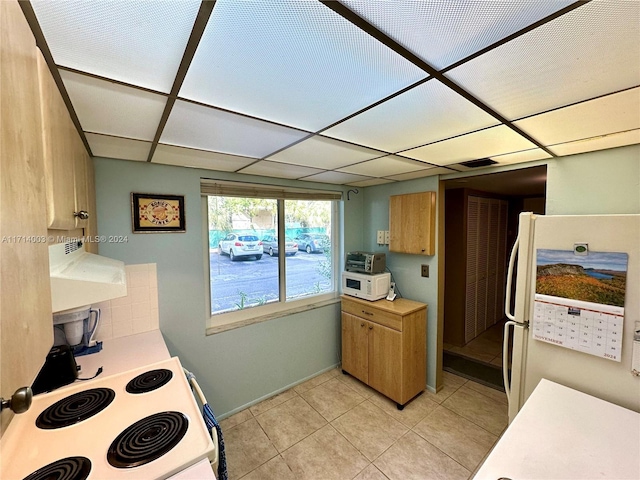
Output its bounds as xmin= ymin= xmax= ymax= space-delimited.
xmin=474 ymin=379 xmax=640 ymax=479
xmin=75 ymin=329 xmax=171 ymax=378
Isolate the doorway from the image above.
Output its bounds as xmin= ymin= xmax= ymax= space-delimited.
xmin=441 ymin=165 xmax=547 ymax=390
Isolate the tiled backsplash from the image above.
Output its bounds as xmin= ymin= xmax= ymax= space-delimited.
xmin=93 ymin=264 xmax=159 ymax=341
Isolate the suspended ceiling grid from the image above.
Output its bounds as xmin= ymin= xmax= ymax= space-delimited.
xmin=24 ymin=0 xmax=640 ymax=187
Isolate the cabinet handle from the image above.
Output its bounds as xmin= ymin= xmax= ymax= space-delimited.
xmin=368 ymin=326 xmax=373 ymax=330
xmin=361 ymin=310 xmax=373 ymax=316
xmin=74 ymin=210 xmax=89 ymax=220
xmin=360 ymin=323 xmax=365 ymax=327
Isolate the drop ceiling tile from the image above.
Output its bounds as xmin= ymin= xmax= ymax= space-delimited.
xmin=179 ymin=0 xmax=426 ymax=131
xmin=61 ymin=70 xmax=166 ymax=141
xmin=86 ymin=133 xmax=150 ymax=162
xmin=267 ymin=136 xmax=385 ymax=170
xmin=446 ymin=1 xmax=640 ymax=119
xmin=549 ymin=129 xmax=640 ymax=157
xmin=32 ymin=0 xmax=201 ymax=93
xmin=402 ymin=125 xmax=537 ymax=165
xmin=160 ymin=100 xmax=309 ymax=159
xmin=338 ymin=155 xmax=430 ymax=177
xmin=239 ymin=161 xmax=325 ymax=179
xmin=489 ymin=148 xmax=552 ymax=165
xmin=324 ymin=79 xmax=499 ymax=152
xmin=342 ymin=0 xmax=573 ymax=70
xmin=385 ymin=166 xmax=456 ymax=181
xmin=347 ymin=178 xmax=395 ymax=187
xmin=300 ymin=171 xmax=372 ymax=185
xmin=515 ymin=88 xmax=640 ymax=146
xmin=152 ymin=144 xmax=257 ymax=172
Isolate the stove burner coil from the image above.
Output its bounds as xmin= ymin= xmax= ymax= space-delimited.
xmin=36 ymin=388 xmax=115 ymax=429
xmin=22 ymin=456 xmax=91 ymax=480
xmin=125 ymin=369 xmax=173 ymax=394
xmin=107 ymin=411 xmax=188 ymax=468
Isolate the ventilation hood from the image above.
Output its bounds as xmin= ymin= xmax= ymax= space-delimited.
xmin=49 ymin=241 xmax=127 ymax=313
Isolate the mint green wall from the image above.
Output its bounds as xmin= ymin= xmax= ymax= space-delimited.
xmin=361 ymin=177 xmax=440 ymax=390
xmin=546 ymin=144 xmax=640 ymax=215
xmin=93 ymin=158 xmax=361 ymax=417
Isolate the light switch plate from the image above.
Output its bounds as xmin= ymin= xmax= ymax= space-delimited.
xmin=377 ymin=230 xmax=385 ymax=244
xmin=384 ymin=230 xmax=390 ymax=245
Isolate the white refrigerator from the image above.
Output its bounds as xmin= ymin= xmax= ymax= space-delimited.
xmin=503 ymin=212 xmax=640 ymax=423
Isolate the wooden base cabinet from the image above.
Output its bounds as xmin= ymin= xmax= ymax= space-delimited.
xmin=341 ymin=296 xmax=426 ymax=409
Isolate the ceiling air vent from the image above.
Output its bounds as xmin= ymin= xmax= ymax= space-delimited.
xmin=460 ymin=158 xmax=498 ymax=168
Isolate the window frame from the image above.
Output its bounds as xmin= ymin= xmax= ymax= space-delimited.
xmin=201 ymin=180 xmax=341 ymax=334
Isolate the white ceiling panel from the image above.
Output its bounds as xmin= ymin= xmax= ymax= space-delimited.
xmin=32 ymin=0 xmax=201 ymax=93
xmin=61 ymin=70 xmax=166 ymax=141
xmin=447 ymin=1 xmax=640 ymax=120
xmin=549 ymin=129 xmax=640 ymax=157
xmin=347 ymin=178 xmax=395 ymax=187
xmin=342 ymin=0 xmax=573 ymax=70
xmin=489 ymin=148 xmax=552 ymax=165
xmin=338 ymin=155 xmax=430 ymax=177
xmin=267 ymin=136 xmax=385 ymax=170
xmin=324 ymin=79 xmax=499 ymax=152
xmin=402 ymin=125 xmax=537 ymax=165
xmin=515 ymin=88 xmax=640 ymax=146
xmin=239 ymin=161 xmax=325 ymax=180
xmin=161 ymin=100 xmax=309 ymax=159
xmin=300 ymin=171 xmax=372 ymax=185
xmin=179 ymin=0 xmax=426 ymax=131
xmin=385 ymin=166 xmax=456 ymax=181
xmin=152 ymin=144 xmax=257 ymax=172
xmin=86 ymin=133 xmax=150 ymax=161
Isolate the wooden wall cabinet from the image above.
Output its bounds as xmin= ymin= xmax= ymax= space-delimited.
xmin=37 ymin=52 xmax=91 ymax=231
xmin=341 ymin=295 xmax=426 ymax=409
xmin=389 ymin=191 xmax=436 ymax=255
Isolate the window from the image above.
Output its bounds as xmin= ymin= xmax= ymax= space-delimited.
xmin=202 ymin=180 xmax=341 ymax=330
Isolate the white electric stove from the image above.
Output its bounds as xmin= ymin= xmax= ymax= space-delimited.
xmin=1 ymin=357 xmax=215 ymax=480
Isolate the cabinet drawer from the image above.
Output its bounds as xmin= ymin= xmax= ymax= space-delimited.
xmin=342 ymin=298 xmax=402 ymax=331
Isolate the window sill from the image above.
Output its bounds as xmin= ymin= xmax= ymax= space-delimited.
xmin=206 ymin=294 xmax=341 ymax=335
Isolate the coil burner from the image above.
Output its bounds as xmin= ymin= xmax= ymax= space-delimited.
xmin=107 ymin=411 xmax=188 ymax=468
xmin=35 ymin=388 xmax=115 ymax=430
xmin=22 ymin=456 xmax=91 ymax=480
xmin=125 ymin=369 xmax=173 ymax=394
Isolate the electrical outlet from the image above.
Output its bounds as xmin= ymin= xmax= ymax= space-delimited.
xmin=384 ymin=230 xmax=390 ymax=245
xmin=376 ymin=230 xmax=385 ymax=244
xmin=421 ymin=264 xmax=429 ymax=277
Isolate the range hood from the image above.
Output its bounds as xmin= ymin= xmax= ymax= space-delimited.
xmin=49 ymin=241 xmax=127 ymax=313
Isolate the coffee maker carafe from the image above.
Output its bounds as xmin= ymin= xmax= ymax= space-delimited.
xmin=53 ymin=305 xmax=102 ymax=356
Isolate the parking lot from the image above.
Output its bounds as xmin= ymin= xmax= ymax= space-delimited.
xmin=209 ymin=249 xmax=331 ymax=313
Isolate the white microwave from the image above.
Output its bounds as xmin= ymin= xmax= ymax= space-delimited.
xmin=342 ymin=271 xmax=390 ymax=301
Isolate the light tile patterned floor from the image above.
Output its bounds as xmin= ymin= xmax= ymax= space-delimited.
xmin=219 ymin=368 xmax=507 ymax=480
xmin=444 ymin=320 xmax=506 ymax=366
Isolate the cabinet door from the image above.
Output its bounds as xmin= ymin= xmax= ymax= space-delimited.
xmin=73 ymin=140 xmax=90 ymax=228
xmin=368 ymin=323 xmax=402 ymax=402
xmin=341 ymin=313 xmax=368 ymax=383
xmin=389 ymin=191 xmax=436 ymax=255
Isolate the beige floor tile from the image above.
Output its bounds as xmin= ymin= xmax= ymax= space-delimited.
xmin=374 ymin=431 xmax=470 ymax=480
xmin=442 ymin=385 xmax=508 ymax=435
xmin=413 ymin=405 xmax=498 ymax=471
xmin=255 ymin=396 xmax=327 ymax=453
xmin=300 ymin=377 xmax=365 ymax=421
xmin=443 ymin=371 xmax=468 ymax=387
xmin=424 ymin=372 xmax=467 ymax=404
xmin=250 ymin=389 xmax=298 ymax=416
xmin=224 ymin=418 xmax=278 ymax=480
xmin=331 ymin=400 xmax=408 ymax=461
xmin=220 ymin=409 xmax=253 ymax=432
xmin=354 ymin=464 xmax=390 ymax=480
xmin=464 ymin=380 xmax=508 ymax=405
xmin=239 ymin=455 xmax=296 ymax=480
xmin=281 ymin=424 xmax=370 ymax=480
xmin=368 ymin=391 xmax=438 ymax=428
xmin=336 ymin=372 xmax=378 ymax=399
xmin=293 ymin=369 xmax=339 ymax=394
xmin=490 ymin=355 xmax=503 ymax=367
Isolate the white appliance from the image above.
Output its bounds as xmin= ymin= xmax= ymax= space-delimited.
xmin=503 ymin=213 xmax=640 ymax=423
xmin=342 ymin=271 xmax=390 ymax=301
xmin=0 ymin=357 xmax=216 ymax=480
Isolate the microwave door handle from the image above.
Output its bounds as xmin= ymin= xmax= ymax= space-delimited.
xmin=504 ymin=237 xmax=519 ymax=321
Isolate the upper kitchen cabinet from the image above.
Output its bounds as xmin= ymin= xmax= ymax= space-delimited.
xmin=1 ymin=0 xmax=53 ymax=434
xmin=389 ymin=191 xmax=436 ymax=255
xmin=37 ymin=52 xmax=91 ymax=231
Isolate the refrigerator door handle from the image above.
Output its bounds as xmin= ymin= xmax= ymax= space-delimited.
xmin=503 ymin=320 xmax=516 ymax=405
xmin=504 ymin=237 xmax=519 ymax=321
